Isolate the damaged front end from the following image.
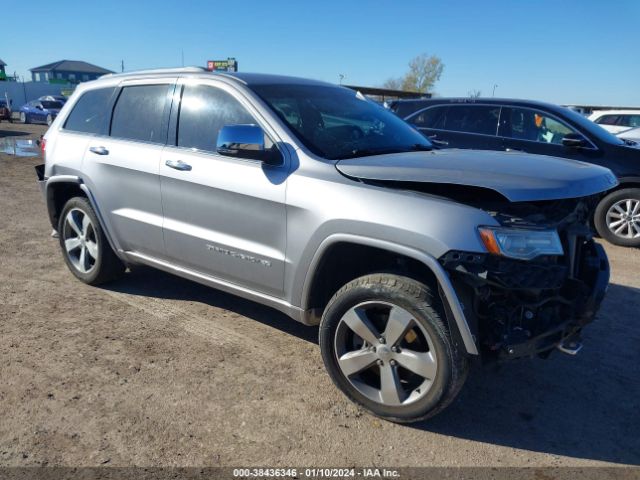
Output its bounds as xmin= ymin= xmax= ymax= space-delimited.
xmin=439 ymin=195 xmax=610 ymax=361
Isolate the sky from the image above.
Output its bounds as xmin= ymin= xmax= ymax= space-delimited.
xmin=4 ymin=0 xmax=640 ymax=105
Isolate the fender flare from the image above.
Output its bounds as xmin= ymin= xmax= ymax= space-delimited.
xmin=614 ymin=176 xmax=640 ymax=188
xmin=44 ymin=175 xmax=121 ymax=256
xmin=300 ymin=233 xmax=479 ymax=355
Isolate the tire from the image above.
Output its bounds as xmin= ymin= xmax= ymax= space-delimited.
xmin=319 ymin=273 xmax=469 ymax=423
xmin=46 ymin=114 xmax=53 ymax=126
xmin=594 ymin=188 xmax=640 ymax=248
xmin=20 ymin=112 xmax=28 ymax=124
xmin=57 ymin=197 xmax=125 ymax=285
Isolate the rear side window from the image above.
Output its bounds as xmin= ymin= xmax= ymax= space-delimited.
xmin=177 ymin=84 xmax=255 ymax=152
xmin=409 ymin=106 xmax=447 ymax=129
xmin=110 ymin=85 xmax=170 ymax=143
xmin=444 ymin=105 xmax=500 ymax=135
xmin=64 ymin=88 xmax=115 ymax=135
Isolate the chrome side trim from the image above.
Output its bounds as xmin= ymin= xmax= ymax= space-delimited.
xmin=123 ymin=251 xmax=310 ymax=325
xmin=300 ymin=234 xmax=479 ymax=355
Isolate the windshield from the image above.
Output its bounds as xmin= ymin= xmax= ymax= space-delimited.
xmin=250 ymin=84 xmax=432 ymax=159
xmin=561 ymin=106 xmax=625 ymax=146
xmin=41 ymin=101 xmax=63 ymax=109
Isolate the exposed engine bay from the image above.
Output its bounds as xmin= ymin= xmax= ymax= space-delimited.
xmin=364 ymin=179 xmax=610 ymax=361
xmin=438 ymin=192 xmax=609 ymax=360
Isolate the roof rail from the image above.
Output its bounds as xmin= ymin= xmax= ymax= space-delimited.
xmin=102 ymin=66 xmax=209 ymax=78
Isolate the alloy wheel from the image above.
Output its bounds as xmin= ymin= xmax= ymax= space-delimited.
xmin=62 ymin=208 xmax=99 ymax=273
xmin=334 ymin=301 xmax=438 ymax=407
xmin=606 ymin=198 xmax=640 ymax=239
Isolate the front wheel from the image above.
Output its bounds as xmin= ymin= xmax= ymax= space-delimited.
xmin=46 ymin=114 xmax=53 ymax=126
xmin=20 ymin=112 xmax=28 ymax=124
xmin=594 ymin=188 xmax=640 ymax=248
xmin=319 ymin=274 xmax=468 ymax=423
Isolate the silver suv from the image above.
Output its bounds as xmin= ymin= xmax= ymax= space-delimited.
xmin=36 ymin=68 xmax=616 ymax=422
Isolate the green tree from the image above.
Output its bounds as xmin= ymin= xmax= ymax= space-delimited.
xmin=402 ymin=53 xmax=444 ymax=93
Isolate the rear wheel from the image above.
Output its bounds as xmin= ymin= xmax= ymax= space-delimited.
xmin=58 ymin=197 xmax=125 ymax=285
xmin=595 ymin=188 xmax=640 ymax=247
xmin=319 ymin=274 xmax=468 ymax=423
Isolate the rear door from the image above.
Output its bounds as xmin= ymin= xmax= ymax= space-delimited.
xmin=159 ymin=79 xmax=288 ymax=297
xmin=81 ymin=78 xmax=176 ymax=258
xmin=407 ymin=104 xmax=503 ymax=150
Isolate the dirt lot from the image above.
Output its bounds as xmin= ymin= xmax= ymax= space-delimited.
xmin=1 ymin=121 xmax=639 ymax=469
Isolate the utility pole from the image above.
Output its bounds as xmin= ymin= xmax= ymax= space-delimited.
xmin=181 ymin=49 xmax=185 ymax=67
xmin=121 ymin=60 xmax=124 ymax=73
xmin=338 ymin=73 xmax=346 ymax=85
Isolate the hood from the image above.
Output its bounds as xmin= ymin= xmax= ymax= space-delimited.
xmin=335 ymin=149 xmax=618 ymax=202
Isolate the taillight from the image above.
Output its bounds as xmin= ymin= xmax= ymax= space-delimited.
xmin=40 ymin=137 xmax=46 ymax=158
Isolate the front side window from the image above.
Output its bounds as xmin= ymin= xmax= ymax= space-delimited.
xmin=251 ymin=84 xmax=432 ymax=159
xmin=620 ymin=115 xmax=640 ymax=128
xmin=110 ymin=84 xmax=170 ymax=143
xmin=177 ymin=84 xmax=256 ymax=152
xmin=443 ymin=105 xmax=500 ymax=135
xmin=41 ymin=101 xmax=62 ymax=109
xmin=505 ymin=107 xmax=576 ymax=145
xmin=64 ymin=87 xmax=115 ymax=135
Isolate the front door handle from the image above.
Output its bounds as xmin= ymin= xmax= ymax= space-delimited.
xmin=89 ymin=146 xmax=109 ymax=155
xmin=165 ymin=159 xmax=192 ymax=171
xmin=428 ymin=135 xmax=449 ymax=147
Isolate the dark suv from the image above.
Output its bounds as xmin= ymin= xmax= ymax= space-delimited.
xmin=390 ymin=98 xmax=640 ymax=247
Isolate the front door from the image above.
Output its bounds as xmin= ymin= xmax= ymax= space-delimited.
xmin=159 ymin=80 xmax=288 ymax=297
xmin=498 ymin=106 xmax=593 ymax=160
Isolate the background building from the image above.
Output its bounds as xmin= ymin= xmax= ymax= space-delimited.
xmin=0 ymin=59 xmax=6 ymax=80
xmin=30 ymin=60 xmax=113 ymax=84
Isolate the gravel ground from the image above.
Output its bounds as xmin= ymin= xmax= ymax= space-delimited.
xmin=1 ymin=121 xmax=639 ymax=469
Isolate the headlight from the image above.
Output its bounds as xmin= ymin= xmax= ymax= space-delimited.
xmin=478 ymin=227 xmax=563 ymax=260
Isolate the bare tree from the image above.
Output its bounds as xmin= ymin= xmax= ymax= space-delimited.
xmin=382 ymin=77 xmax=403 ymax=90
xmin=402 ymin=53 xmax=444 ymax=93
xmin=468 ymin=89 xmax=482 ymax=98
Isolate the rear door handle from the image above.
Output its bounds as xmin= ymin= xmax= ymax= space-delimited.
xmin=89 ymin=146 xmax=109 ymax=155
xmin=165 ymin=159 xmax=192 ymax=171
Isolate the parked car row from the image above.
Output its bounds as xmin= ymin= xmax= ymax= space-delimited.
xmin=389 ymin=97 xmax=640 ymax=247
xmin=0 ymin=95 xmax=67 ymax=125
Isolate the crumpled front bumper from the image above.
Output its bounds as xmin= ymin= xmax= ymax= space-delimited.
xmin=441 ymin=240 xmax=610 ymax=361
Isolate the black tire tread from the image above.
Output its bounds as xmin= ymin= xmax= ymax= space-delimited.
xmin=58 ymin=197 xmax=125 ymax=285
xmin=319 ymin=273 xmax=469 ymax=423
xmin=594 ymin=188 xmax=640 ymax=248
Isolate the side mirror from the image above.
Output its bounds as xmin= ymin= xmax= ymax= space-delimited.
xmin=562 ymin=133 xmax=587 ymax=148
xmin=36 ymin=105 xmax=43 ymax=110
xmin=217 ymin=124 xmax=281 ymax=164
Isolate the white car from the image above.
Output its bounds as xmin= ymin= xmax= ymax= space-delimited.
xmin=589 ymin=110 xmax=640 ymax=134
xmin=617 ymin=126 xmax=640 ymax=143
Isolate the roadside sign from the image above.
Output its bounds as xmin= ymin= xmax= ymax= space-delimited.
xmin=206 ymin=58 xmax=238 ymax=72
